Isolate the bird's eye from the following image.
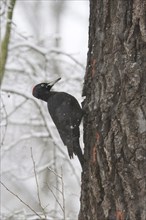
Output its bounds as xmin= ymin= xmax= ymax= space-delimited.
xmin=41 ymin=84 xmax=44 ymax=87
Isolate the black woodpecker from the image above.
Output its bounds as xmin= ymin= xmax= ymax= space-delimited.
xmin=32 ymin=78 xmax=84 ymax=168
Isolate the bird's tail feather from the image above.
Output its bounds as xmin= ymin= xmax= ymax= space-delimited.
xmin=67 ymin=146 xmax=74 ymax=159
xmin=73 ymin=144 xmax=84 ymax=169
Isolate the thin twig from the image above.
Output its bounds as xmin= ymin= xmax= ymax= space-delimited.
xmin=52 ymin=185 xmax=62 ymax=195
xmin=45 ymin=183 xmax=63 ymax=212
xmin=2 ymin=98 xmax=28 ymax=120
xmin=47 ymin=167 xmax=61 ymax=179
xmin=0 ymin=181 xmax=43 ymax=219
xmin=47 ymin=167 xmax=66 ymax=220
xmin=0 ymin=98 xmax=8 ymax=146
xmin=61 ymin=167 xmax=66 ymax=220
xmin=30 ymin=147 xmax=47 ymax=219
xmin=3 ymin=132 xmax=48 ymax=152
xmin=50 ymin=49 xmax=85 ymax=69
xmin=2 ymin=88 xmax=81 ymax=185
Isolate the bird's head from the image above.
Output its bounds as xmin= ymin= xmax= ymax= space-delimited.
xmin=32 ymin=77 xmax=61 ymax=101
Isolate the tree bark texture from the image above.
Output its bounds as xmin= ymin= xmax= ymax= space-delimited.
xmin=79 ymin=0 xmax=146 ymax=220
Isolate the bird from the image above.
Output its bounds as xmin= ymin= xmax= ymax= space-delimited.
xmin=32 ymin=77 xmax=84 ymax=168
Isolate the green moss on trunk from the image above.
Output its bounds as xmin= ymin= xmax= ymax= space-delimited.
xmin=0 ymin=0 xmax=16 ymax=84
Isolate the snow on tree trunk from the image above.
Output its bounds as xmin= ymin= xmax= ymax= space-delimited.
xmin=79 ymin=0 xmax=146 ymax=220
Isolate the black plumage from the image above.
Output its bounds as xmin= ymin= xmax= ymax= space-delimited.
xmin=32 ymin=78 xmax=84 ymax=168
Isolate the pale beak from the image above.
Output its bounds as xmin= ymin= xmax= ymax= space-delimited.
xmin=47 ymin=77 xmax=61 ymax=87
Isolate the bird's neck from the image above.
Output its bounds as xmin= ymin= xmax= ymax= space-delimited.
xmin=41 ymin=91 xmax=57 ymax=102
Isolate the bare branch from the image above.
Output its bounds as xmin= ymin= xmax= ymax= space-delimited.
xmin=1 ymin=98 xmax=28 ymax=121
xmin=45 ymin=183 xmax=63 ymax=212
xmin=50 ymin=49 xmax=85 ymax=69
xmin=3 ymin=132 xmax=48 ymax=152
xmin=2 ymin=88 xmax=81 ymax=185
xmin=30 ymin=147 xmax=47 ymax=219
xmin=9 ymin=41 xmax=85 ymax=70
xmin=0 ymin=98 xmax=8 ymax=146
xmin=61 ymin=167 xmax=66 ymax=220
xmin=47 ymin=167 xmax=66 ymax=220
xmin=0 ymin=181 xmax=43 ymax=219
xmin=9 ymin=42 xmax=47 ymax=55
xmin=47 ymin=167 xmax=61 ymax=179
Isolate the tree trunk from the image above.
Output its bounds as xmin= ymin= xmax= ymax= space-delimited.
xmin=79 ymin=0 xmax=146 ymax=220
xmin=0 ymin=0 xmax=16 ymax=84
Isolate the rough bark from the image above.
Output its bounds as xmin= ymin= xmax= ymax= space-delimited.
xmin=79 ymin=0 xmax=146 ymax=220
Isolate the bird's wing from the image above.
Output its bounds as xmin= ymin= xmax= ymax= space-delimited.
xmin=47 ymin=93 xmax=82 ymax=159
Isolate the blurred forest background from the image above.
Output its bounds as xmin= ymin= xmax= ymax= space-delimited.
xmin=1 ymin=0 xmax=89 ymax=219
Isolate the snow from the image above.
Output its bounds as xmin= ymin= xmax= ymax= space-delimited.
xmin=1 ymin=1 xmax=89 ymax=219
